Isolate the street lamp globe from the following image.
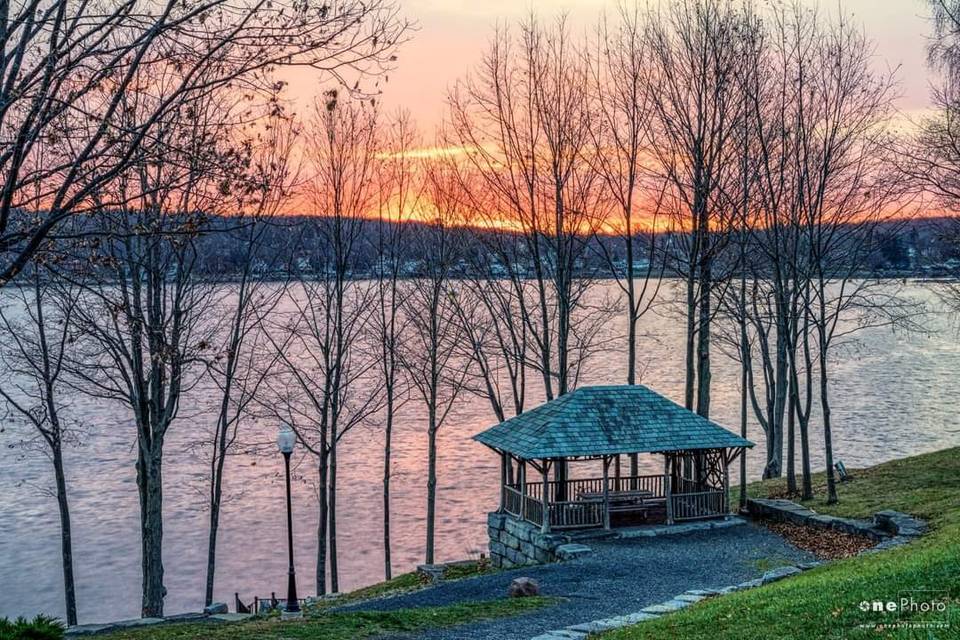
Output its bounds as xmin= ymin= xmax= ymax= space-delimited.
xmin=277 ymin=425 xmax=296 ymax=455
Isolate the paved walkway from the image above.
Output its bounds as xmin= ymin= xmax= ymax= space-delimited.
xmin=338 ymin=522 xmax=814 ymax=640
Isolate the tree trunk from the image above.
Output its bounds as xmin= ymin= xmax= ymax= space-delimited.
xmin=684 ymin=278 xmax=697 ymax=410
xmin=739 ymin=356 xmax=748 ymax=512
xmin=204 ymin=445 xmax=227 ymax=606
xmin=769 ymin=335 xmax=789 ymax=478
xmin=138 ymin=449 xmax=165 ymax=618
xmin=799 ymin=403 xmax=813 ymax=500
xmin=626 ymin=283 xmax=639 ymax=480
xmin=763 ymin=427 xmax=776 ymax=480
xmin=52 ymin=447 xmax=77 ymax=626
xmin=696 ymin=260 xmax=712 ymax=418
xmin=383 ymin=395 xmax=393 ymax=581
xmin=786 ymin=379 xmax=797 ymax=493
xmin=317 ymin=457 xmax=328 ymax=596
xmin=820 ymin=342 xmax=838 ymax=504
xmin=328 ymin=435 xmax=339 ymax=593
xmin=627 ymin=287 xmax=637 ymax=386
xmin=204 ymin=487 xmax=221 ymax=607
xmin=425 ymin=411 xmax=438 ymax=565
xmin=799 ymin=302 xmax=814 ymax=500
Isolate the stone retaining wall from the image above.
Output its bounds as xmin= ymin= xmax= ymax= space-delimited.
xmin=746 ymin=498 xmax=927 ymax=551
xmin=487 ymin=512 xmax=570 ymax=568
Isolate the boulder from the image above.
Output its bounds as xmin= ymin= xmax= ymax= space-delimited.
xmin=874 ymin=510 xmax=928 ymax=536
xmin=508 ymin=576 xmax=540 ymax=597
xmin=416 ymin=564 xmax=447 ymax=583
xmin=761 ymin=565 xmax=802 ymax=585
xmin=203 ymin=602 xmax=228 ymax=615
xmin=555 ymin=543 xmax=592 ymax=561
xmin=736 ymin=578 xmax=763 ymax=590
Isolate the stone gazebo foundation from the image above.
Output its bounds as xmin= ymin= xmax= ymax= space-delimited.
xmin=487 ymin=512 xmax=573 ymax=568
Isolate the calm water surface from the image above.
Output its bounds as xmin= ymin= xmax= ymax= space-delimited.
xmin=1 ymin=281 xmax=958 ymax=623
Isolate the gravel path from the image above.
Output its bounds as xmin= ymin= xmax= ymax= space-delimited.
xmin=339 ymin=523 xmax=813 ymax=640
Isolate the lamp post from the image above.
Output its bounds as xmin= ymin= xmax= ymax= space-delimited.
xmin=277 ymin=425 xmax=301 ymax=617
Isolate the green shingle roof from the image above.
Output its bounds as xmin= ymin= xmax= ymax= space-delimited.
xmin=473 ymin=385 xmax=753 ymax=459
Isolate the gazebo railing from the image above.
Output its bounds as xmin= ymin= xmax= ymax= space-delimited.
xmin=504 ymin=484 xmax=523 ymax=517
xmin=510 ymin=474 xmax=665 ymax=503
xmin=504 ymin=485 xmax=545 ymax=526
xmin=669 ymin=489 xmax=726 ymax=521
xmin=548 ymin=500 xmax=605 ymax=529
xmin=504 ymin=473 xmax=728 ymax=529
xmin=504 ymin=485 xmax=605 ymax=529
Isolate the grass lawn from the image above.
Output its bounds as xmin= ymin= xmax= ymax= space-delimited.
xmin=93 ymin=560 xmax=553 ymax=640
xmin=601 ymin=446 xmax=960 ymax=639
xmin=92 ymin=598 xmax=553 ymax=640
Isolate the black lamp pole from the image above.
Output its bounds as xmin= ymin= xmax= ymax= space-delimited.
xmin=282 ymin=450 xmax=300 ymax=614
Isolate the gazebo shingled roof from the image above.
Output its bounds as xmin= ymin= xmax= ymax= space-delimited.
xmin=473 ymin=385 xmax=753 ymax=460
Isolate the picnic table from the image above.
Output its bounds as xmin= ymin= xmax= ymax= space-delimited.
xmin=577 ymin=489 xmax=655 ymax=514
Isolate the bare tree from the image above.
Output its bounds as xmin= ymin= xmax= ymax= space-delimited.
xmin=644 ymin=0 xmax=747 ymax=418
xmin=371 ymin=111 xmax=420 ymax=581
xmin=449 ymin=257 xmax=529 ymax=424
xmin=0 ymin=261 xmax=82 ymax=624
xmin=788 ymin=8 xmax=905 ymax=503
xmin=448 ymin=15 xmax=610 ymax=493
xmin=0 ymin=0 xmax=410 ymax=288
xmin=266 ymin=94 xmax=382 ymax=595
xmin=200 ymin=117 xmax=297 ymax=607
xmin=899 ymin=2 xmax=960 ymax=306
xmin=587 ymin=4 xmax=665 ymax=477
xmin=449 ymin=16 xmax=605 ymax=399
xmin=589 ymin=4 xmax=662 ymax=385
xmin=450 ymin=168 xmax=531 ymax=426
xmin=400 ymin=160 xmax=469 ymax=566
xmin=62 ymin=89 xmax=230 ymax=617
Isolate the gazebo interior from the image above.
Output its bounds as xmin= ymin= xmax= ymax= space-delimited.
xmin=499 ymin=449 xmax=743 ymax=531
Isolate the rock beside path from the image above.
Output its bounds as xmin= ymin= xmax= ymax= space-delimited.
xmin=555 ymin=543 xmax=593 ymax=560
xmin=761 ymin=565 xmax=802 ymax=584
xmin=203 ymin=602 xmax=228 ymax=615
xmin=508 ymin=577 xmax=541 ymax=597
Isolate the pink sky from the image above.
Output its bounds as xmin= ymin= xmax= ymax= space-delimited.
xmin=275 ymin=1 xmax=937 ymax=217
xmin=367 ymin=0 xmax=936 ymax=130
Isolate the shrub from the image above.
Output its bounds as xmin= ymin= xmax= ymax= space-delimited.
xmin=0 ymin=615 xmax=65 ymax=640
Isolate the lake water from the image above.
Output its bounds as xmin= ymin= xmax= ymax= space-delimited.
xmin=1 ymin=280 xmax=958 ymax=623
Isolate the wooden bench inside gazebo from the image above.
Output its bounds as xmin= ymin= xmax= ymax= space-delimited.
xmin=473 ymin=385 xmax=753 ymax=533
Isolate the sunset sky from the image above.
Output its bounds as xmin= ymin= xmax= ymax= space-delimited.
xmin=278 ymin=1 xmax=940 ymax=219
xmin=367 ymin=0 xmax=935 ymax=131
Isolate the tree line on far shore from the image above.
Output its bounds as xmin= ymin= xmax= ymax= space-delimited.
xmin=2 ymin=0 xmax=960 ymax=627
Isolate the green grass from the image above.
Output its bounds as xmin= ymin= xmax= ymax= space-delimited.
xmin=602 ymin=446 xmax=960 ymax=640
xmin=306 ymin=559 xmax=496 ymax=612
xmin=307 ymin=572 xmax=424 ymax=612
xmin=95 ymin=598 xmax=554 ymax=640
xmin=95 ymin=559 xmax=528 ymax=640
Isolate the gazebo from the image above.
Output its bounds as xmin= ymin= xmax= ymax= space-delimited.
xmin=473 ymin=385 xmax=753 ymax=533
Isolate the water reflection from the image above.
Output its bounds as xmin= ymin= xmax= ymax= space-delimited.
xmin=0 ymin=281 xmax=957 ymax=622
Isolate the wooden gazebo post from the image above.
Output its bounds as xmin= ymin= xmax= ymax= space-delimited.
xmin=519 ymin=460 xmax=527 ymax=521
xmin=499 ymin=452 xmax=508 ymax=513
xmin=723 ymin=449 xmax=732 ymax=517
xmin=540 ymin=460 xmax=551 ymax=534
xmin=602 ymin=456 xmax=611 ymax=530
xmin=664 ymin=454 xmax=674 ymax=525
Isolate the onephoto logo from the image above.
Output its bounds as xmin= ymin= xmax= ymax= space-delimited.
xmin=857 ymin=590 xmax=950 ymax=631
